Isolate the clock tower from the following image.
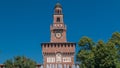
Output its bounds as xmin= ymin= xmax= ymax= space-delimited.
xmin=50 ymin=3 xmax=66 ymax=42
xmin=42 ymin=3 xmax=76 ymax=68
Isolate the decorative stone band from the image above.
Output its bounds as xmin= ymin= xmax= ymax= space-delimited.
xmin=46 ymin=64 xmax=79 ymax=68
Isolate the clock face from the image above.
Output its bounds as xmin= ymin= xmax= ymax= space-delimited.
xmin=55 ymin=30 xmax=62 ymax=39
xmin=55 ymin=33 xmax=62 ymax=38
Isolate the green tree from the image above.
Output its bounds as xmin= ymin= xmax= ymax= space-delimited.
xmin=109 ymin=32 xmax=120 ymax=56
xmin=78 ymin=36 xmax=94 ymax=50
xmin=4 ymin=56 xmax=36 ymax=68
xmin=109 ymin=32 xmax=120 ymax=67
xmin=77 ymin=36 xmax=95 ymax=68
xmin=109 ymin=32 xmax=120 ymax=46
xmin=94 ymin=41 xmax=118 ymax=68
xmin=77 ymin=32 xmax=120 ymax=68
xmin=4 ymin=59 xmax=15 ymax=68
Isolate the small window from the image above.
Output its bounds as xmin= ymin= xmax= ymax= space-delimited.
xmin=57 ymin=17 xmax=60 ymax=22
xmin=65 ymin=44 xmax=66 ymax=47
xmin=55 ymin=44 xmax=56 ymax=47
xmin=61 ymin=44 xmax=63 ymax=47
xmin=58 ymin=44 xmax=60 ymax=47
xmin=58 ymin=10 xmax=59 ymax=14
xmin=48 ymin=45 xmax=49 ymax=47
xmin=68 ymin=45 xmax=70 ymax=47
xmin=44 ymin=45 xmax=46 ymax=48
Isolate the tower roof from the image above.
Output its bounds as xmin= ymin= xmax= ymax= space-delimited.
xmin=55 ymin=2 xmax=62 ymax=8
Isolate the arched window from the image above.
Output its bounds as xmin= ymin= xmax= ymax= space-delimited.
xmin=57 ymin=17 xmax=60 ymax=22
xmin=44 ymin=44 xmax=46 ymax=48
xmin=58 ymin=10 xmax=60 ymax=14
xmin=55 ymin=10 xmax=59 ymax=14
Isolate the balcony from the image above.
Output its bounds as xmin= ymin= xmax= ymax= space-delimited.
xmin=50 ymin=24 xmax=67 ymax=30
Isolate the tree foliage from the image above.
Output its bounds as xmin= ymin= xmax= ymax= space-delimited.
xmin=4 ymin=56 xmax=36 ymax=68
xmin=109 ymin=32 xmax=120 ymax=56
xmin=77 ymin=32 xmax=120 ymax=68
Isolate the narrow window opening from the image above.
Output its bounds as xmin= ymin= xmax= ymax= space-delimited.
xmin=57 ymin=17 xmax=60 ymax=22
xmin=58 ymin=10 xmax=60 ymax=14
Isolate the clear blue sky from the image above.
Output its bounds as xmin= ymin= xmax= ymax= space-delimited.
xmin=0 ymin=0 xmax=120 ymax=64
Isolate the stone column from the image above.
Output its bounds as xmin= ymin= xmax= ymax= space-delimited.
xmin=64 ymin=64 xmax=66 ymax=68
xmin=67 ymin=64 xmax=69 ymax=68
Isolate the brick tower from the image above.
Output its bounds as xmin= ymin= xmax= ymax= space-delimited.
xmin=41 ymin=3 xmax=76 ymax=68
